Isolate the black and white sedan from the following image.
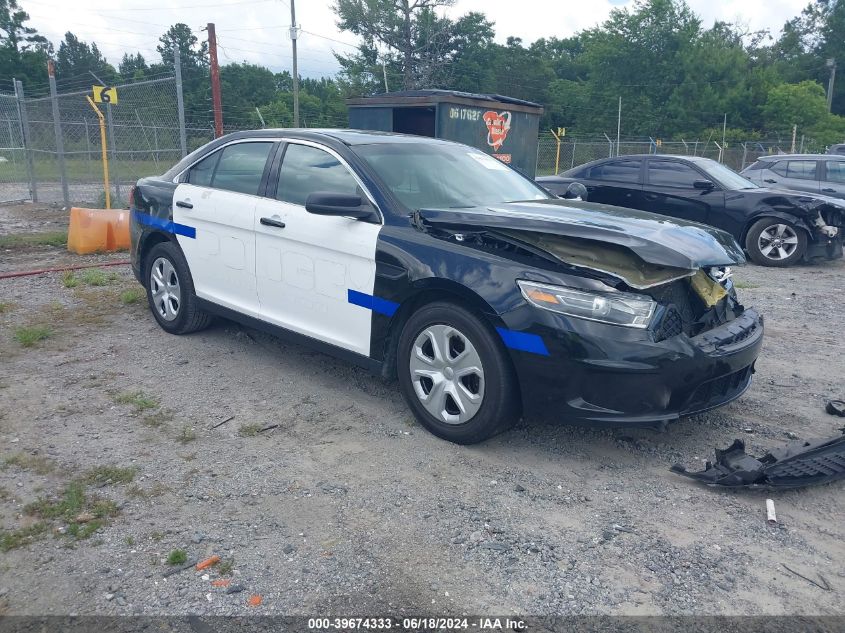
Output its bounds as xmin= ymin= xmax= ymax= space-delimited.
xmin=130 ymin=130 xmax=763 ymax=444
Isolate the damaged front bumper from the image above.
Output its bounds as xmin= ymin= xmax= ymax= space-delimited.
xmin=507 ymin=307 xmax=764 ymax=428
xmin=671 ymin=429 xmax=845 ymax=488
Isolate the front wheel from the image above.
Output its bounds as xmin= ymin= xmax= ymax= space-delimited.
xmin=745 ymin=218 xmax=807 ymax=267
xmin=396 ymin=302 xmax=521 ymax=444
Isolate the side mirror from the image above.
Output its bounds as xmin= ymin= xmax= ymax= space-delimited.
xmin=305 ymin=192 xmax=375 ymax=220
xmin=564 ymin=182 xmax=588 ymax=200
xmin=693 ymin=179 xmax=715 ymax=190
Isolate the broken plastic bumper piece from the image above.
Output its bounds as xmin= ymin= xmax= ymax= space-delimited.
xmin=671 ymin=429 xmax=845 ymax=488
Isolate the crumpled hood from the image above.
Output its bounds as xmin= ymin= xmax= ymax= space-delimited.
xmin=415 ymin=199 xmax=746 ymax=270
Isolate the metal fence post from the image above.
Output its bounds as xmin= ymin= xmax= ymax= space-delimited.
xmin=106 ymin=103 xmax=121 ymax=203
xmin=47 ymin=62 xmax=70 ymax=206
xmin=14 ymin=80 xmax=37 ymax=202
xmin=174 ymin=47 xmax=188 ymax=158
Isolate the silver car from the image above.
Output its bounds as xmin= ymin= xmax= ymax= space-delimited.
xmin=741 ymin=154 xmax=845 ymax=199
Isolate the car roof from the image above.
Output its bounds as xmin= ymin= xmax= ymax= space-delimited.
xmin=218 ymin=128 xmax=454 ymax=146
xmin=756 ymin=153 xmax=843 ymax=160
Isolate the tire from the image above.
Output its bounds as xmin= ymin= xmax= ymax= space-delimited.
xmin=144 ymin=241 xmax=212 ymax=335
xmin=745 ymin=217 xmax=807 ymax=267
xmin=396 ymin=301 xmax=521 ymax=444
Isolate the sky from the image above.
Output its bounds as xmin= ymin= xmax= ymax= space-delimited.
xmin=20 ymin=0 xmax=811 ymax=78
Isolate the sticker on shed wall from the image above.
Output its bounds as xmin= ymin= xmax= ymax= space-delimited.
xmin=482 ymin=111 xmax=511 ymax=150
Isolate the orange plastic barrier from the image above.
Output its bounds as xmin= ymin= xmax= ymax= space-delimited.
xmin=66 ymin=207 xmax=131 ymax=254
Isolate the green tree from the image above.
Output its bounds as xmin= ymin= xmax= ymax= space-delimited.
xmin=118 ymin=52 xmax=148 ymax=81
xmin=0 ymin=0 xmax=50 ymax=89
xmin=55 ymin=32 xmax=117 ymax=84
xmin=763 ymin=80 xmax=830 ymax=130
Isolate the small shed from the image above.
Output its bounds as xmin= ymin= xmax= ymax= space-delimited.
xmin=347 ymin=89 xmax=544 ymax=176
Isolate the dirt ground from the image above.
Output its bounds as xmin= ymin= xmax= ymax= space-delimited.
xmin=0 ymin=202 xmax=844 ymax=617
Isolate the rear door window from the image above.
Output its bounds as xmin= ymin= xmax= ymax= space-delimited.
xmin=647 ymin=161 xmax=701 ymax=188
xmin=785 ymin=160 xmax=818 ymax=180
xmin=187 ymin=152 xmax=219 ymax=187
xmin=210 ymin=142 xmax=274 ymax=195
xmin=586 ymin=160 xmax=641 ymax=183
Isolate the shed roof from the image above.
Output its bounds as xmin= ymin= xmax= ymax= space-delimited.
xmin=347 ymin=89 xmax=543 ymax=114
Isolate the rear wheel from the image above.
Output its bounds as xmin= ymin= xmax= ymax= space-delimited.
xmin=745 ymin=218 xmax=807 ymax=267
xmin=397 ymin=302 xmax=520 ymax=444
xmin=144 ymin=241 xmax=212 ymax=334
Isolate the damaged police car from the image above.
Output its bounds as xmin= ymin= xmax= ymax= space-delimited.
xmin=130 ymin=130 xmax=763 ymax=444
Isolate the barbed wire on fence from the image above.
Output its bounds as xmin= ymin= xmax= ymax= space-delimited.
xmin=0 ymin=71 xmax=830 ymax=206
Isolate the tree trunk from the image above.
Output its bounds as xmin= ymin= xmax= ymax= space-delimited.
xmin=402 ymin=0 xmax=413 ymax=89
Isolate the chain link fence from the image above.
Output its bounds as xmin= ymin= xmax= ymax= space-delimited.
xmin=0 ymin=76 xmax=185 ymax=206
xmin=536 ymin=133 xmax=817 ymax=176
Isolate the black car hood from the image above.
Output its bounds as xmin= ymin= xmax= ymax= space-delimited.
xmin=415 ymin=199 xmax=746 ymax=271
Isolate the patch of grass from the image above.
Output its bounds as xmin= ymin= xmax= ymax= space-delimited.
xmin=238 ymin=423 xmax=262 ymax=438
xmin=0 ymin=231 xmax=67 ymax=249
xmin=0 ymin=486 xmax=12 ymax=502
xmin=0 ymin=301 xmax=14 ymax=314
xmin=114 ymin=391 xmax=159 ymax=413
xmin=142 ymin=409 xmax=173 ymax=428
xmin=150 ymin=531 xmax=164 ymax=542
xmin=81 ymin=465 xmax=136 ymax=486
xmin=167 ymin=549 xmax=187 ymax=565
xmin=79 ymin=268 xmax=116 ymax=287
xmin=733 ymin=280 xmax=760 ymax=289
xmin=13 ymin=325 xmax=52 ymax=347
xmin=3 ymin=452 xmax=55 ymax=475
xmin=217 ymin=557 xmax=235 ymax=576
xmin=177 ymin=426 xmax=197 ymax=444
xmin=119 ymin=288 xmax=143 ymax=305
xmin=125 ymin=535 xmax=135 ymax=546
xmin=62 ymin=271 xmax=79 ymax=288
xmin=0 ymin=523 xmax=49 ymax=552
xmin=24 ymin=482 xmax=119 ymax=542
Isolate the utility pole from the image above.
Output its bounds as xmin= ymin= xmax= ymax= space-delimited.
xmin=207 ymin=23 xmax=223 ymax=138
xmin=382 ymin=58 xmax=389 ymax=93
xmin=721 ymin=113 xmax=727 ymax=159
xmin=290 ymin=0 xmax=300 ymax=127
xmin=616 ymin=96 xmax=621 ymax=157
xmin=791 ymin=124 xmax=797 ymax=153
xmin=827 ymin=58 xmax=837 ymax=112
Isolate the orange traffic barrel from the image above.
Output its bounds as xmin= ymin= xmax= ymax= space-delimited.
xmin=67 ymin=207 xmax=131 ymax=254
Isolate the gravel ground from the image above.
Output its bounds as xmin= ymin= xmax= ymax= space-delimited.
xmin=0 ymin=203 xmax=844 ymax=617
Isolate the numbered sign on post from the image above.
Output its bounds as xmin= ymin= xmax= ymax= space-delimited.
xmin=92 ymin=85 xmax=119 ymax=105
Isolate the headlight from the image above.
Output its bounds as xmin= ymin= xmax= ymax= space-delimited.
xmin=517 ymin=280 xmax=656 ymax=329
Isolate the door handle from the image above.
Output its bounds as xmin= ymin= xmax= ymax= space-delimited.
xmin=644 ymin=193 xmax=660 ymax=201
xmin=822 ymin=188 xmax=835 ymax=193
xmin=763 ymin=179 xmax=777 ymax=184
xmin=176 ymin=200 xmax=193 ymax=209
xmin=260 ymin=217 xmax=286 ymax=229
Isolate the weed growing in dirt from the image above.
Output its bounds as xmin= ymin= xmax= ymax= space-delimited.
xmin=125 ymin=535 xmax=135 ymax=546
xmin=13 ymin=325 xmax=52 ymax=347
xmin=81 ymin=465 xmax=136 ymax=486
xmin=167 ymin=549 xmax=187 ymax=565
xmin=0 ymin=302 xmax=13 ymax=314
xmin=62 ymin=272 xmax=79 ymax=288
xmin=25 ymin=481 xmax=119 ymax=541
xmin=238 ymin=423 xmax=262 ymax=437
xmin=217 ymin=557 xmax=235 ymax=576
xmin=114 ymin=391 xmax=159 ymax=412
xmin=0 ymin=523 xmax=49 ymax=552
xmin=3 ymin=452 xmax=56 ymax=475
xmin=0 ymin=486 xmax=12 ymax=501
xmin=177 ymin=426 xmax=197 ymax=444
xmin=0 ymin=232 xmax=67 ymax=249
xmin=80 ymin=268 xmax=116 ymax=287
xmin=120 ymin=288 xmax=143 ymax=305
xmin=126 ymin=483 xmax=169 ymax=499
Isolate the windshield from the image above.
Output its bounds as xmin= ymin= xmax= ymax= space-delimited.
xmin=699 ymin=161 xmax=759 ymax=190
xmin=353 ymin=142 xmax=551 ymax=210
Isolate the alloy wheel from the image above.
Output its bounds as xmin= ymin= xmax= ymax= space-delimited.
xmin=409 ymin=324 xmax=485 ymax=425
xmin=150 ymin=257 xmax=181 ymax=321
xmin=757 ymin=224 xmax=799 ymax=261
